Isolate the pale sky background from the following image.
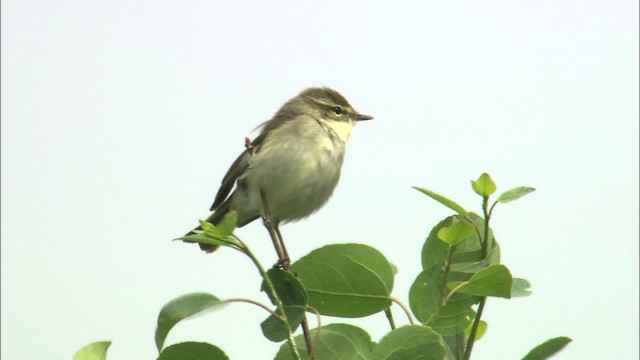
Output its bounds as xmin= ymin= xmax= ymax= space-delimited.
xmin=2 ymin=1 xmax=638 ymax=359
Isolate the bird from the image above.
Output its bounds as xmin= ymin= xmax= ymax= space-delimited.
xmin=186 ymin=87 xmax=372 ymax=254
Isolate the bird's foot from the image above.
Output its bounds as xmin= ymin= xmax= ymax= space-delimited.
xmin=272 ymin=257 xmax=291 ymax=270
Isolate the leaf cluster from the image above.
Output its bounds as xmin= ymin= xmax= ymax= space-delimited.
xmin=74 ymin=173 xmax=569 ymax=360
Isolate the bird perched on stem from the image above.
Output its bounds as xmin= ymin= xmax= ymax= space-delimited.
xmin=186 ymin=87 xmax=373 ymax=253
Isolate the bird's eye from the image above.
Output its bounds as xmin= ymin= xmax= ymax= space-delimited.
xmin=332 ymin=107 xmax=343 ymax=115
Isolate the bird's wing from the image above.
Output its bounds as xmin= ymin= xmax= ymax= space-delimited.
xmin=209 ymin=134 xmax=265 ymax=211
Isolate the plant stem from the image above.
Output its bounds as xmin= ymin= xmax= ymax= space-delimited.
xmin=390 ymin=296 xmax=415 ymax=325
xmin=456 ymin=332 xmax=464 ymax=360
xmin=464 ymin=196 xmax=492 ymax=360
xmin=440 ymin=246 xmax=456 ymax=296
xmin=463 ymin=297 xmax=486 ymax=360
xmin=241 ymin=244 xmax=301 ymax=360
xmin=225 ymin=298 xmax=283 ymax=318
xmin=384 ymin=308 xmax=396 ymax=330
xmin=481 ymin=197 xmax=490 ymax=258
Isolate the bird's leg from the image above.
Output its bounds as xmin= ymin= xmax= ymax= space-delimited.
xmin=260 ymin=191 xmax=314 ymax=358
xmin=274 ymin=225 xmax=290 ymax=262
xmin=260 ymin=190 xmax=290 ymax=269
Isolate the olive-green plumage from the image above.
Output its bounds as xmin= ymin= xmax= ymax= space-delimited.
xmin=187 ymin=87 xmax=372 ymax=252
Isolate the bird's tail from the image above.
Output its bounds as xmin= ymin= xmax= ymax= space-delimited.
xmin=185 ymin=200 xmax=232 ymax=253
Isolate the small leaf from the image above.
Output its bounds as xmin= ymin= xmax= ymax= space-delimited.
xmin=437 ymin=220 xmax=475 ymax=246
xmin=413 ymin=186 xmax=468 ymax=216
xmin=511 ymin=278 xmax=532 ymax=297
xmin=177 ymin=234 xmax=232 ymax=248
xmin=373 ymin=325 xmax=455 ymax=360
xmin=73 ymin=341 xmax=111 ymax=360
xmin=158 ymin=342 xmax=229 ymax=360
xmin=447 ymin=264 xmax=513 ymax=298
xmin=497 ymin=186 xmax=535 ymax=203
xmin=216 ymin=211 xmax=237 ymax=236
xmin=471 ymin=173 xmax=496 ymax=197
xmin=155 ymin=293 xmax=226 ymax=352
xmin=522 ymin=337 xmax=572 ymax=360
xmin=464 ymin=320 xmax=487 ymax=341
xmin=260 ymin=269 xmax=308 ymax=342
xmin=198 ymin=219 xmax=218 ymax=233
xmin=290 ymin=244 xmax=394 ymax=317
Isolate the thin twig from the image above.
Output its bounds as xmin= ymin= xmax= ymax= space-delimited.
xmin=384 ymin=308 xmax=396 ymax=330
xmin=442 ymin=281 xmax=468 ymax=304
xmin=306 ymin=306 xmax=322 ymax=360
xmin=389 ymin=296 xmax=415 ymax=325
xmin=225 ymin=298 xmax=283 ymax=319
xmin=463 ymin=298 xmax=486 ymax=360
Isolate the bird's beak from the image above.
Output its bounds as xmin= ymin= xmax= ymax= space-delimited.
xmin=356 ymin=114 xmax=374 ymax=121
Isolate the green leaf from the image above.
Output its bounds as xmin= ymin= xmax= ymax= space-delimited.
xmin=177 ymin=233 xmax=232 ymax=248
xmin=497 ymin=186 xmax=535 ymax=203
xmin=290 ymin=244 xmax=394 ymax=318
xmin=411 ymin=215 xmax=491 ymax=327
xmin=409 ymin=270 xmax=441 ymax=323
xmin=198 ymin=219 xmax=218 ymax=233
xmin=522 ymin=337 xmax=572 ymax=360
xmin=511 ymin=278 xmax=532 ymax=297
xmin=449 ymin=261 xmax=484 ymax=274
xmin=216 ymin=211 xmax=237 ymax=236
xmin=413 ymin=186 xmax=468 ymax=216
xmin=260 ymin=269 xmax=308 ymax=342
xmin=471 ymin=173 xmax=496 ymax=197
xmin=155 ymin=293 xmax=226 ymax=352
xmin=447 ymin=264 xmax=513 ymax=299
xmin=437 ymin=220 xmax=475 ymax=246
xmin=73 ymin=341 xmax=111 ymax=360
xmin=274 ymin=324 xmax=374 ymax=360
xmin=373 ymin=325 xmax=454 ymax=360
xmin=158 ymin=342 xmax=229 ymax=360
xmin=464 ymin=320 xmax=488 ymax=341
xmin=421 ymin=214 xmax=498 ymax=272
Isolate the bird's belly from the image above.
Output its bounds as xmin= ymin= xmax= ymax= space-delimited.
xmin=250 ymin=148 xmax=342 ymax=222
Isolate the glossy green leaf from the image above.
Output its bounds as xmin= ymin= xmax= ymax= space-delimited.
xmin=158 ymin=342 xmax=229 ymax=360
xmin=155 ymin=293 xmax=226 ymax=352
xmin=413 ymin=186 xmax=468 ymax=216
xmin=522 ymin=337 xmax=572 ymax=360
xmin=497 ymin=186 xmax=535 ymax=203
xmin=437 ymin=220 xmax=475 ymax=246
xmin=471 ymin=173 xmax=496 ymax=197
xmin=511 ymin=278 xmax=532 ymax=297
xmin=260 ymin=269 xmax=308 ymax=342
xmin=448 ymin=265 xmax=512 ymax=299
xmin=73 ymin=341 xmax=111 ymax=360
xmin=373 ymin=325 xmax=454 ymax=360
xmin=464 ymin=320 xmax=487 ymax=341
xmin=274 ymin=324 xmax=374 ymax=360
xmin=290 ymin=244 xmax=394 ymax=317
